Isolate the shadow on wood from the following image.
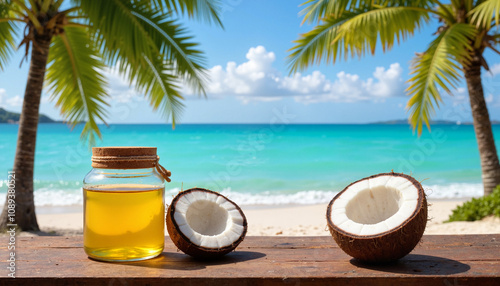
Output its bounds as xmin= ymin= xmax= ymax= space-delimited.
xmin=199 ymin=250 xmax=266 ymax=266
xmin=90 ymin=250 xmax=266 ymax=270
xmin=350 ymin=254 xmax=471 ymax=275
xmin=90 ymin=252 xmax=206 ymax=271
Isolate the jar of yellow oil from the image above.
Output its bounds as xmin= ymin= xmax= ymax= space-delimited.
xmin=83 ymin=147 xmax=171 ymax=262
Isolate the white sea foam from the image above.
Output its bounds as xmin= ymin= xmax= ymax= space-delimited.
xmin=164 ymin=188 xmax=339 ymax=206
xmin=0 ymin=183 xmax=486 ymax=207
xmin=217 ymin=189 xmax=338 ymax=206
xmin=211 ymin=183 xmax=484 ymax=205
xmin=35 ymin=188 xmax=84 ymax=206
xmin=422 ymin=183 xmax=483 ymax=199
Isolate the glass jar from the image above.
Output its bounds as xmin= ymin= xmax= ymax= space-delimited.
xmin=83 ymin=147 xmax=171 ymax=262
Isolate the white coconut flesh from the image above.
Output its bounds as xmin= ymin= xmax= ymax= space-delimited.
xmin=172 ymin=191 xmax=245 ymax=249
xmin=329 ymin=175 xmax=420 ymax=236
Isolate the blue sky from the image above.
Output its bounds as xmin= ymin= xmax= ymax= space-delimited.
xmin=1 ymin=0 xmax=499 ymax=125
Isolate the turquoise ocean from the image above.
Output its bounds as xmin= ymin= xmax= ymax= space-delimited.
xmin=1 ymin=123 xmax=498 ymax=207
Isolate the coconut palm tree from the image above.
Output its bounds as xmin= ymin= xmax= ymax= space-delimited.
xmin=0 ymin=0 xmax=222 ymax=231
xmin=288 ymin=0 xmax=500 ymax=196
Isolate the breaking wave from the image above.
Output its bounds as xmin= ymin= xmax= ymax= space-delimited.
xmin=0 ymin=183 xmax=484 ymax=207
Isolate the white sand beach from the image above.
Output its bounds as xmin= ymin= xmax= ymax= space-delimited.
xmin=12 ymin=199 xmax=497 ymax=237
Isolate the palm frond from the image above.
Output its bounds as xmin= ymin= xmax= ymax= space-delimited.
xmin=27 ymin=0 xmax=39 ymax=13
xmin=130 ymin=7 xmax=208 ymax=95
xmin=76 ymin=0 xmax=207 ymax=126
xmin=288 ymin=6 xmax=429 ymax=73
xmin=288 ymin=14 xmax=347 ymax=74
xmin=12 ymin=0 xmax=42 ymax=32
xmin=117 ymin=55 xmax=185 ymax=127
xmin=40 ymin=0 xmax=53 ymax=13
xmin=434 ymin=2 xmax=455 ymax=24
xmin=152 ymin=0 xmax=223 ymax=27
xmin=77 ymin=0 xmax=156 ymax=65
xmin=299 ymin=0 xmax=360 ymax=23
xmin=465 ymin=0 xmax=476 ymax=12
xmin=300 ymin=0 xmax=434 ymax=24
xmin=78 ymin=0 xmax=208 ymax=94
xmin=406 ymin=23 xmax=477 ymax=135
xmin=139 ymin=56 xmax=184 ymax=127
xmin=46 ymin=26 xmax=109 ymax=145
xmin=0 ymin=1 xmax=17 ymax=70
xmin=469 ymin=0 xmax=500 ymax=30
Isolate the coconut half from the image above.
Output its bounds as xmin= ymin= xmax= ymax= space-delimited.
xmin=327 ymin=172 xmax=427 ymax=263
xmin=166 ymin=188 xmax=247 ymax=259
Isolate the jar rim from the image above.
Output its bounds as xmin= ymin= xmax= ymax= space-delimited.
xmin=92 ymin=147 xmax=157 ymax=169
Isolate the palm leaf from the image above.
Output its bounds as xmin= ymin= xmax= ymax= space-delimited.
xmin=77 ymin=0 xmax=207 ymax=125
xmin=0 ymin=1 xmax=17 ymax=70
xmin=288 ymin=6 xmax=429 ymax=73
xmin=76 ymin=0 xmax=157 ymax=65
xmin=151 ymin=0 xmax=223 ymax=27
xmin=129 ymin=6 xmax=208 ymax=94
xmin=300 ymin=0 xmax=434 ymax=23
xmin=46 ymin=26 xmax=109 ymax=145
xmin=469 ymin=0 xmax=500 ymax=30
xmin=406 ymin=23 xmax=477 ymax=135
xmin=288 ymin=14 xmax=348 ymax=74
xmin=116 ymin=54 xmax=185 ymax=127
xmin=77 ymin=0 xmax=210 ymax=84
xmin=299 ymin=0 xmax=364 ymax=23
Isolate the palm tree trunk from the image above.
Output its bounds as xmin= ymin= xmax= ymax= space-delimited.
xmin=464 ymin=53 xmax=500 ymax=196
xmin=0 ymin=31 xmax=53 ymax=231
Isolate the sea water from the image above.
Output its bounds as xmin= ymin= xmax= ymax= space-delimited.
xmin=0 ymin=123 xmax=497 ymax=206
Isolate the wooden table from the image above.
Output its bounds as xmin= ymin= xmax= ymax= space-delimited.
xmin=2 ymin=235 xmax=499 ymax=285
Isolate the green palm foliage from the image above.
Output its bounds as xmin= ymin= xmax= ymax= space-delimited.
xmin=0 ymin=0 xmax=222 ymax=143
xmin=289 ymin=0 xmax=500 ymax=196
xmin=406 ymin=23 xmax=476 ymax=133
xmin=0 ymin=0 xmax=222 ymax=231
xmin=289 ymin=0 xmax=499 ymax=133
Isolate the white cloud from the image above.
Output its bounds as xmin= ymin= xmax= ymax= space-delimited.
xmin=486 ymin=93 xmax=494 ymax=103
xmin=102 ymin=45 xmax=406 ymax=105
xmin=366 ymin=63 xmax=405 ymax=98
xmin=0 ymin=89 xmax=23 ymax=108
xmin=450 ymin=87 xmax=468 ymax=107
xmin=0 ymin=88 xmax=6 ymax=107
xmin=206 ymin=46 xmax=283 ymax=98
xmin=6 ymin=95 xmax=23 ymax=107
xmin=1 ymin=89 xmax=59 ymax=109
xmin=41 ymin=94 xmax=51 ymax=104
xmin=287 ymin=63 xmax=404 ymax=104
xmin=280 ymin=71 xmax=329 ymax=95
xmin=104 ymin=67 xmax=144 ymax=104
xmin=190 ymin=45 xmax=406 ymax=104
xmin=489 ymin=63 xmax=500 ymax=76
xmin=447 ymin=87 xmax=500 ymax=109
xmin=484 ymin=93 xmax=500 ymax=108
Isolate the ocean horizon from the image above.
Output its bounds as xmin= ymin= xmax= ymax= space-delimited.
xmin=1 ymin=123 xmax=497 ymax=207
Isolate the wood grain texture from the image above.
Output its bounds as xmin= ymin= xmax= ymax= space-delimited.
xmin=1 ymin=235 xmax=499 ymax=285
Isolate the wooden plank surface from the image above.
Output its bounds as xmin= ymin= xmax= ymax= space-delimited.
xmin=1 ymin=235 xmax=499 ymax=285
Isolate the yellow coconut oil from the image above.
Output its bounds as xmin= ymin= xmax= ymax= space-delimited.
xmin=83 ymin=185 xmax=165 ymax=261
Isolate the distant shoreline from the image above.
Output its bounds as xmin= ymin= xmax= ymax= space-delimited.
xmin=3 ymin=107 xmax=500 ymax=125
xmin=2 ymin=121 xmax=499 ymax=125
xmin=2 ymin=107 xmax=500 ymax=125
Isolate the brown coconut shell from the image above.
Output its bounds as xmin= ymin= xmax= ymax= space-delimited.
xmin=326 ymin=172 xmax=428 ymax=263
xmin=166 ymin=188 xmax=248 ymax=260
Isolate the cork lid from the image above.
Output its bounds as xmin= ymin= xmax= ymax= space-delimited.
xmin=91 ymin=147 xmax=158 ymax=169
